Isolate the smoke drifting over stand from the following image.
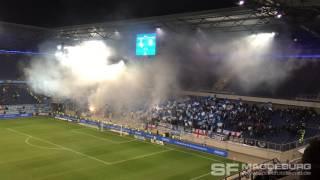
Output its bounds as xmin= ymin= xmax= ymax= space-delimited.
xmin=175 ymin=30 xmax=305 ymax=95
xmin=25 ymin=40 xmax=180 ymax=112
xmin=25 ymin=29 xmax=308 ymax=111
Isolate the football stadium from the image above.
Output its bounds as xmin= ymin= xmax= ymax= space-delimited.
xmin=1 ymin=0 xmax=320 ymax=179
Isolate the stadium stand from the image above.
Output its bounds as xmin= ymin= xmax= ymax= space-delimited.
xmin=0 ymin=84 xmax=39 ymax=105
xmin=101 ymin=95 xmax=320 ymax=151
xmin=0 ymin=82 xmax=51 ymax=115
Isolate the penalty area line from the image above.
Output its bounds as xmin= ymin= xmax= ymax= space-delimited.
xmin=7 ymin=128 xmax=112 ymax=166
xmin=25 ymin=136 xmax=64 ymax=150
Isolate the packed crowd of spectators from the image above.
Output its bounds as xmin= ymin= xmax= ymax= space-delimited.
xmin=78 ymin=94 xmax=320 ymax=144
xmin=0 ymin=84 xmax=39 ymax=105
xmin=143 ymin=96 xmax=320 ymax=142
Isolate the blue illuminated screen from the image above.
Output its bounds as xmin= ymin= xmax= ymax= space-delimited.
xmin=136 ymin=33 xmax=157 ymax=56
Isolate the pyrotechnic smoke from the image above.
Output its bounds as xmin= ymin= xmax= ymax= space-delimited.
xmin=181 ymin=31 xmax=306 ymax=95
xmin=25 ymin=40 xmax=179 ymax=112
xmin=25 ymin=29 xmax=308 ymax=112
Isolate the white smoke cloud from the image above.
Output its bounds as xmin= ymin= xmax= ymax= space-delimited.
xmin=25 ymin=30 xmax=308 ymax=112
xmin=203 ymin=32 xmax=305 ymax=93
xmin=55 ymin=40 xmax=126 ymax=84
xmin=25 ymin=40 xmax=179 ymax=112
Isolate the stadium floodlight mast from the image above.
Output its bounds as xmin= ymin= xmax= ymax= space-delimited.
xmin=57 ymin=45 xmax=62 ymax=50
xmin=275 ymin=11 xmax=283 ymax=19
xmin=246 ymin=32 xmax=276 ymax=48
xmin=156 ymin=27 xmax=164 ymax=36
xmin=57 ymin=42 xmax=65 ymax=51
xmin=114 ymin=30 xmax=121 ymax=39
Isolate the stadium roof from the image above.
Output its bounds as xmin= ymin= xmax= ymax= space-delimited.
xmin=55 ymin=2 xmax=320 ymax=41
xmin=56 ymin=7 xmax=278 ymax=40
xmin=0 ymin=0 xmax=319 ymax=43
xmin=0 ymin=21 xmax=53 ymax=51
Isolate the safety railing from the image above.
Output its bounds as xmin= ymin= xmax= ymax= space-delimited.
xmin=228 ymin=134 xmax=320 ymax=151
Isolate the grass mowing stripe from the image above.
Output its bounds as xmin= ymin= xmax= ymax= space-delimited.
xmin=6 ymin=128 xmax=112 ymax=166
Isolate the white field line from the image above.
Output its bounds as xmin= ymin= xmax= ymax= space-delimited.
xmin=7 ymin=128 xmax=111 ymax=166
xmin=74 ymin=122 xmax=224 ymax=163
xmin=71 ymin=129 xmax=178 ymax=164
xmin=109 ymin=149 xmax=173 ymax=165
xmin=186 ymin=151 xmax=225 ymax=180
xmin=172 ymin=148 xmax=224 ymax=163
xmin=97 ymin=126 xmax=227 ymax=164
xmin=77 ymin=125 xmax=225 ymax=163
xmin=166 ymin=148 xmax=224 ymax=180
xmin=138 ymin=139 xmax=224 ymax=163
xmin=8 ymin=123 xmax=227 ymax=171
xmin=8 ymin=128 xmax=173 ymax=167
xmin=25 ymin=136 xmax=64 ymax=151
xmin=189 ymin=172 xmax=212 ymax=180
xmin=71 ymin=130 xmax=137 ymax=144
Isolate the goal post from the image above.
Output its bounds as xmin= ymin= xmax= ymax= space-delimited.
xmin=100 ymin=121 xmax=103 ymax=132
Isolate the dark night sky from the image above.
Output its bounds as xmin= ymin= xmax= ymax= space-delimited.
xmin=1 ymin=0 xmax=320 ymax=98
xmin=0 ymin=0 xmax=237 ymax=80
xmin=0 ymin=0 xmax=237 ymax=27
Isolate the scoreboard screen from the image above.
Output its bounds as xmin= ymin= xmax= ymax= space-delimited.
xmin=136 ymin=33 xmax=157 ymax=56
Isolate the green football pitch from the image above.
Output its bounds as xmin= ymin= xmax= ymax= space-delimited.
xmin=0 ymin=117 xmax=237 ymax=180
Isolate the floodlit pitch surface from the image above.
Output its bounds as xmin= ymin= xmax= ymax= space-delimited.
xmin=0 ymin=117 xmax=236 ymax=180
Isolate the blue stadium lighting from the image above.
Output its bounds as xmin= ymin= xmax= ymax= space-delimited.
xmin=0 ymin=49 xmax=48 ymax=55
xmin=209 ymin=54 xmax=320 ymax=59
xmin=277 ymin=54 xmax=320 ymax=59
